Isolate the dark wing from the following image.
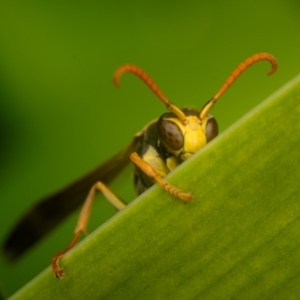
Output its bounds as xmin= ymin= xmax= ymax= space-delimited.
xmin=3 ymin=136 xmax=139 ymax=261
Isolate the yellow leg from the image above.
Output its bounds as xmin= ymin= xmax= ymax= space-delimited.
xmin=52 ymin=182 xmax=126 ymax=279
xmin=130 ymin=152 xmax=192 ymax=202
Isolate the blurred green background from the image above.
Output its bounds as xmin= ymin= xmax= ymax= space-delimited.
xmin=0 ymin=0 xmax=300 ymax=297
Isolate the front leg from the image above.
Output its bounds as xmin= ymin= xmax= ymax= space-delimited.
xmin=130 ymin=152 xmax=192 ymax=202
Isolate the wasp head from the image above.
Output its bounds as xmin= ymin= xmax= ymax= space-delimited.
xmin=157 ymin=108 xmax=218 ymax=161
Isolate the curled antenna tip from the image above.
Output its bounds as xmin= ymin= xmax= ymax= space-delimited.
xmin=264 ymin=53 xmax=278 ymax=76
xmin=267 ymin=64 xmax=277 ymax=76
xmin=113 ymin=73 xmax=121 ymax=88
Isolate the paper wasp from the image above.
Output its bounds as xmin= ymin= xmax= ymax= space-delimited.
xmin=3 ymin=53 xmax=277 ymax=278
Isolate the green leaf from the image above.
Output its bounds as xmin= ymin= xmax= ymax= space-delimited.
xmin=10 ymin=75 xmax=300 ymax=299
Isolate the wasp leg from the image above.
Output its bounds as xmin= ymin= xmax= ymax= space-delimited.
xmin=51 ymin=182 xmax=126 ymax=279
xmin=130 ymin=152 xmax=192 ymax=202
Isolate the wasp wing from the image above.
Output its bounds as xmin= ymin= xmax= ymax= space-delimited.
xmin=3 ymin=137 xmax=139 ymax=261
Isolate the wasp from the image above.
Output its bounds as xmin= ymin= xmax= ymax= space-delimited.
xmin=3 ymin=53 xmax=277 ymax=278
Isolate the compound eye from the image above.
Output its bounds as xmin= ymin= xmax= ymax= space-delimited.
xmin=158 ymin=118 xmax=184 ymax=151
xmin=205 ymin=117 xmax=218 ymax=142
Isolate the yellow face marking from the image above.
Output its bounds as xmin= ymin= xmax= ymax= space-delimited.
xmin=164 ymin=115 xmax=209 ymax=161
